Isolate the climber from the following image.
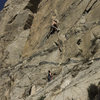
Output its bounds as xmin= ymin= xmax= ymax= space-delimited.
xmin=47 ymin=19 xmax=60 ymax=39
xmin=48 ymin=70 xmax=52 ymax=82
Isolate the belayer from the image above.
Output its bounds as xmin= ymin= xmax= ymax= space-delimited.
xmin=48 ymin=70 xmax=52 ymax=82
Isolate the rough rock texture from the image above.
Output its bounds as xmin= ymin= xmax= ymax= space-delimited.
xmin=0 ymin=0 xmax=100 ymax=100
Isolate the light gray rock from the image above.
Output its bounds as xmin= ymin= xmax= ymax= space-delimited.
xmin=6 ymin=30 xmax=30 ymax=65
xmin=0 ymin=0 xmax=100 ymax=100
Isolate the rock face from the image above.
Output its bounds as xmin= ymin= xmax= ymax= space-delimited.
xmin=0 ymin=0 xmax=100 ymax=100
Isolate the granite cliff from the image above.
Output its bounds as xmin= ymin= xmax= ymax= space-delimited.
xmin=0 ymin=0 xmax=100 ymax=100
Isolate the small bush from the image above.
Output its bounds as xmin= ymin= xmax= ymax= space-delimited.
xmin=38 ymin=95 xmax=46 ymax=100
xmin=87 ymin=84 xmax=98 ymax=100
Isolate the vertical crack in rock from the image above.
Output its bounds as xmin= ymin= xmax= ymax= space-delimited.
xmin=84 ymin=0 xmax=98 ymax=14
xmin=8 ymin=14 xmax=18 ymax=24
